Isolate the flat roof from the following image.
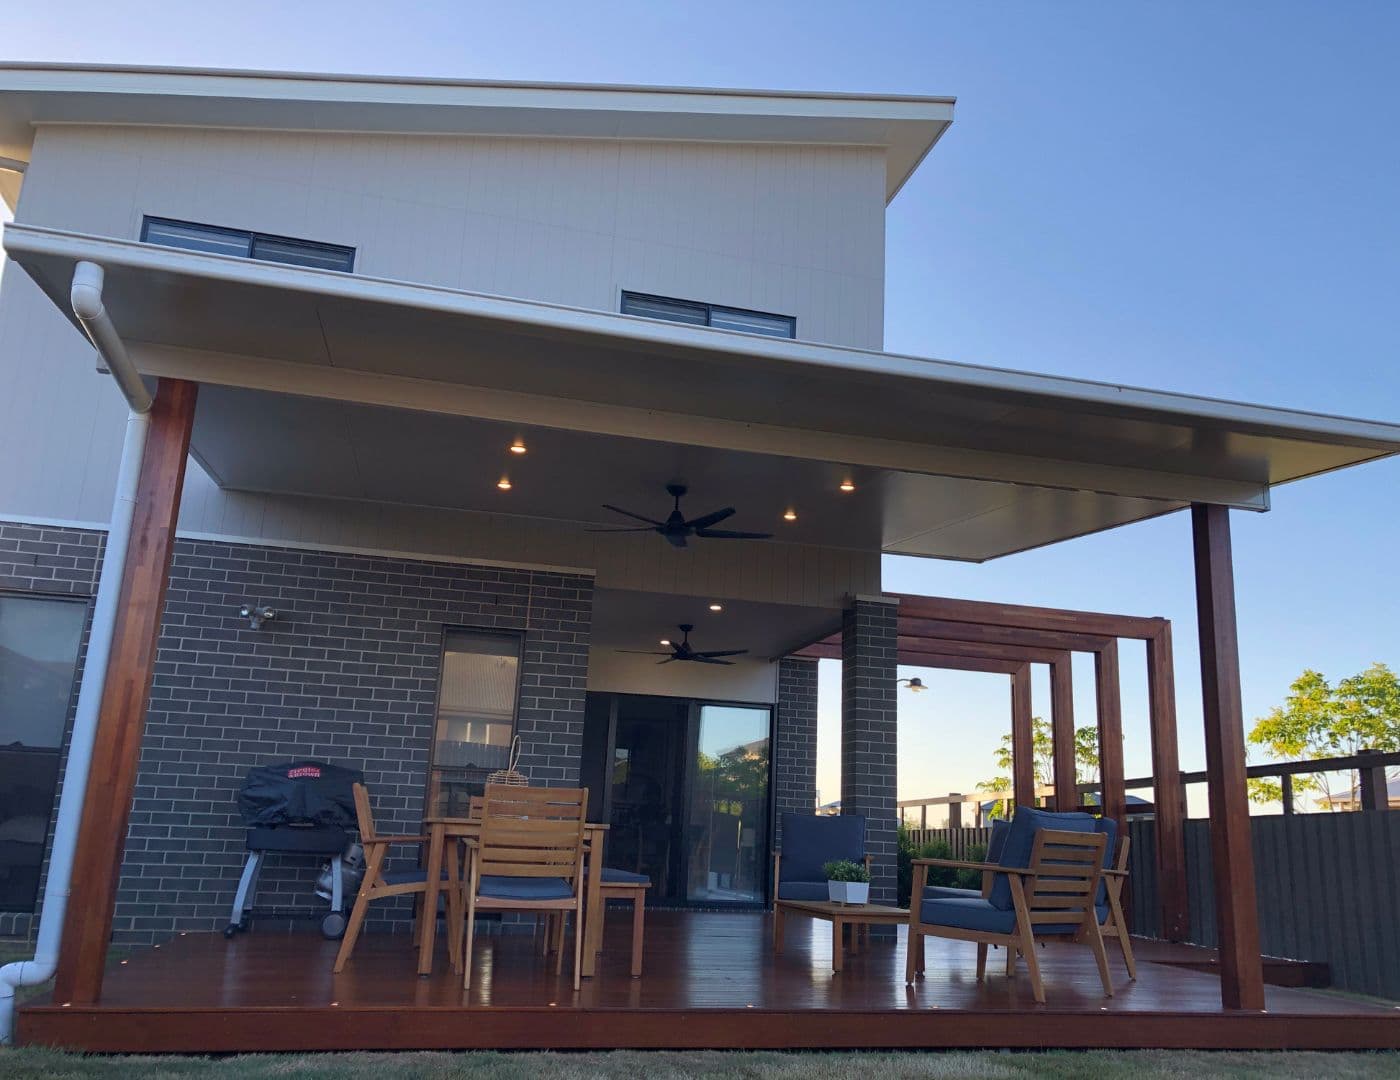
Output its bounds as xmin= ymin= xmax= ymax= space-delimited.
xmin=0 ymin=63 xmax=955 ymax=203
xmin=7 ymin=222 xmax=1399 ymax=563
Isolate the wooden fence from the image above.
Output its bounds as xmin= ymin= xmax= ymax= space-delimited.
xmin=904 ymin=826 xmax=992 ymax=859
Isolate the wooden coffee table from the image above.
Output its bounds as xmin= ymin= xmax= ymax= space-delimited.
xmin=772 ymin=898 xmax=909 ymax=971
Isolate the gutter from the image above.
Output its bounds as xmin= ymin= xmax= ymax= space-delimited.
xmin=0 ymin=261 xmax=152 ymax=1043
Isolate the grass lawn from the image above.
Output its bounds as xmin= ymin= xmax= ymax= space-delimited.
xmin=0 ymin=1049 xmax=1398 ymax=1079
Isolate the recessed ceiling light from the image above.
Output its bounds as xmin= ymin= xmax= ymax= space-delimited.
xmin=839 ymin=479 xmax=856 ymax=493
xmin=659 ymin=638 xmax=671 ymax=646
xmin=509 ymin=439 xmax=527 ymax=455
xmin=783 ymin=508 xmax=798 ymax=522
xmin=496 ymin=477 xmax=512 ymax=491
xmin=709 ymin=603 xmax=723 ymax=612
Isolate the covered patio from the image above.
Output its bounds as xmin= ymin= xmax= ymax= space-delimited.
xmin=4 ymin=222 xmax=1400 ymax=1051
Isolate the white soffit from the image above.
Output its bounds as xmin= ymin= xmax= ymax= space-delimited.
xmin=7 ymin=225 xmax=1400 ymax=562
xmin=0 ymin=63 xmax=955 ymax=202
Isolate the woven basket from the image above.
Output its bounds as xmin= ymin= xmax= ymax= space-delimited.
xmin=486 ymin=736 xmax=528 ymax=787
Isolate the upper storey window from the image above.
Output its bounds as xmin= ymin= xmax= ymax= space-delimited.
xmin=621 ymin=291 xmax=795 ymax=339
xmin=141 ymin=217 xmax=356 ymax=273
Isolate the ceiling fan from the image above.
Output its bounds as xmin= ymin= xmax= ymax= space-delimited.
xmin=619 ymin=624 xmax=749 ymax=666
xmin=587 ymin=483 xmax=773 ymax=549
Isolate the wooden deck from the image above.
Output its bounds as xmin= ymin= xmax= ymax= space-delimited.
xmin=19 ymin=911 xmax=1399 ymax=1052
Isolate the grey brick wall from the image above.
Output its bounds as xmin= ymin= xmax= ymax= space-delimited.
xmin=0 ymin=521 xmax=104 ymax=938
xmin=840 ymin=596 xmax=899 ymax=908
xmin=773 ymin=656 xmax=819 ymax=848
xmin=1 ymin=521 xmax=593 ymax=944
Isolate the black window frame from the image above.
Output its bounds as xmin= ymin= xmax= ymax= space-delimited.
xmin=140 ymin=216 xmax=356 ymax=273
xmin=621 ymin=290 xmax=796 ymax=339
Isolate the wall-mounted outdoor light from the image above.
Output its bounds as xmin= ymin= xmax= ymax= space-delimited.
xmin=897 ymin=677 xmax=928 ymax=693
xmin=239 ymin=603 xmax=277 ymax=630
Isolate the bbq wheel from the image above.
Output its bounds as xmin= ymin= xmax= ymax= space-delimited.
xmin=321 ymin=912 xmax=347 ymax=940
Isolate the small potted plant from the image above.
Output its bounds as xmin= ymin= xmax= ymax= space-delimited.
xmin=823 ymin=859 xmax=871 ymax=905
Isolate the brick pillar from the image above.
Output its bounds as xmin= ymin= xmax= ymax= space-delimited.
xmin=515 ymin=572 xmax=594 ymax=786
xmin=774 ymin=656 xmax=819 ymax=847
xmin=841 ymin=595 xmax=899 ymax=908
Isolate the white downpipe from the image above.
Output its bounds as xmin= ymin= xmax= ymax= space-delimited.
xmin=0 ymin=262 xmax=154 ymax=1043
xmin=70 ymin=260 xmax=152 ymax=413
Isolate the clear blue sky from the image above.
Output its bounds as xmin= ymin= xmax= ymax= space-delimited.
xmin=5 ymin=1 xmax=1398 ymax=811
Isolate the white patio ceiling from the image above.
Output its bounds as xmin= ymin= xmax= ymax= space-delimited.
xmin=7 ymin=223 xmax=1400 ymax=563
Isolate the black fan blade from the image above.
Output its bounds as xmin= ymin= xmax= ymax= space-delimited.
xmin=695 ymin=649 xmax=748 ymax=658
xmin=601 ymin=504 xmax=665 ymax=526
xmin=685 ymin=506 xmax=736 ymax=531
xmin=694 ymin=528 xmax=774 ymax=540
xmin=584 ymin=525 xmax=657 ymax=533
xmin=694 ymin=656 xmax=735 ymax=665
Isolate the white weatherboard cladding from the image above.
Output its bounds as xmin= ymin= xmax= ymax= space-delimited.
xmin=0 ymin=124 xmax=885 ymax=603
xmin=17 ymin=126 xmax=886 ymax=347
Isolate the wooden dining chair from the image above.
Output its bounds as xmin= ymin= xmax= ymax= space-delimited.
xmin=334 ymin=783 xmax=457 ymax=972
xmin=592 ymin=869 xmax=650 ymax=977
xmin=460 ymin=784 xmax=589 ymax=991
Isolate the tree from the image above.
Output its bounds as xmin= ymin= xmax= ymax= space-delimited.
xmin=1247 ymin=663 xmax=1400 ymax=809
xmin=976 ymin=716 xmax=1101 ymax=819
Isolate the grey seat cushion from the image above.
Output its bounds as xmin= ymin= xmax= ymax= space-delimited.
xmin=919 ymin=896 xmax=1080 ymax=936
xmin=600 ymin=867 xmax=650 ymax=885
xmin=988 ymin=807 xmax=1097 ymax=910
xmin=477 ymin=875 xmax=574 ymax=901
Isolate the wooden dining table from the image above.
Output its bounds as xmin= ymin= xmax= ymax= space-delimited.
xmin=418 ymin=816 xmax=611 ymax=978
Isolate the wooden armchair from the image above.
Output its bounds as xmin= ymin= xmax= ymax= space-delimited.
xmin=333 ymin=783 xmax=458 ymax=973
xmin=905 ymin=808 xmax=1115 ymax=1004
xmin=460 ymin=784 xmax=589 ymax=991
xmin=1100 ymin=835 xmax=1137 ymax=979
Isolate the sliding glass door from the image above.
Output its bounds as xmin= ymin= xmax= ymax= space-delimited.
xmin=687 ymin=705 xmax=770 ymax=903
xmin=582 ymin=693 xmax=773 ymax=906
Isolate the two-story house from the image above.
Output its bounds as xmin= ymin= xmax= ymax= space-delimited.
xmin=0 ymin=64 xmax=1398 ymax=1050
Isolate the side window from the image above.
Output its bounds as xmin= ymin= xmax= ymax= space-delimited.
xmin=621 ymin=291 xmax=795 ymax=339
xmin=0 ymin=594 xmax=85 ymax=913
xmin=141 ymin=217 xmax=355 ymax=273
xmin=427 ymin=629 xmax=522 ymax=817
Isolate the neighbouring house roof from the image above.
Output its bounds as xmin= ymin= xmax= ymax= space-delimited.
xmin=0 ymin=63 xmax=956 ymax=208
xmin=6 ymin=222 xmax=1400 ymax=564
xmin=1316 ymin=768 xmax=1400 ymax=806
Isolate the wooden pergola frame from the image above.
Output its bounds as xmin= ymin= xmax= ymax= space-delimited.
xmin=799 ymin=595 xmax=1190 ymax=944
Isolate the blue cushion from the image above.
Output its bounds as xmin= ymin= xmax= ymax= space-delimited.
xmin=380 ymin=868 xmax=451 ymax=887
xmin=986 ymin=818 xmax=1012 ymax=863
xmin=1093 ymin=816 xmax=1118 ymax=906
xmin=923 ymin=885 xmax=982 ymax=901
xmin=779 ymin=813 xmax=865 ymax=882
xmin=989 ymin=806 xmax=1097 ymax=910
xmin=777 ymin=880 xmax=831 ymax=902
xmin=477 ymin=875 xmax=574 ymax=901
xmin=919 ymin=896 xmax=1079 ymax=936
xmin=600 ymin=867 xmax=650 ymax=885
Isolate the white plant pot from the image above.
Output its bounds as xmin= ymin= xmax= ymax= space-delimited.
xmin=827 ymin=880 xmax=869 ymax=905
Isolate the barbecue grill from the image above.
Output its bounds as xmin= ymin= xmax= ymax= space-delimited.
xmin=224 ymin=760 xmax=364 ymax=940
